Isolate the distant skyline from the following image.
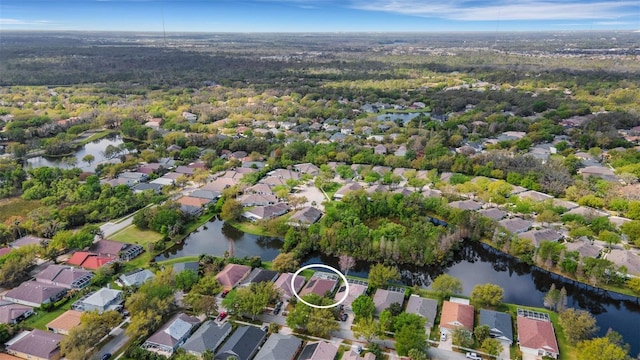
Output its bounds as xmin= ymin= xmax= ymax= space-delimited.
xmin=1 ymin=0 xmax=639 ymax=32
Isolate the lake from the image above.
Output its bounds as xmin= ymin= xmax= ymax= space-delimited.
xmin=157 ymin=217 xmax=640 ymax=356
xmin=26 ymin=134 xmax=126 ymax=172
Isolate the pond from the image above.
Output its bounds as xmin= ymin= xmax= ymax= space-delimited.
xmin=158 ymin=217 xmax=640 ymax=356
xmin=26 ymin=134 xmax=127 ymax=172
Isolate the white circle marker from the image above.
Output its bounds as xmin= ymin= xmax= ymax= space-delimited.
xmin=291 ymin=264 xmax=350 ymax=309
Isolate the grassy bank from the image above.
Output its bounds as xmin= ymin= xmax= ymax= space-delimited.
xmin=157 ymin=256 xmax=201 ymax=266
xmin=77 ymin=129 xmax=116 ymax=145
xmin=226 ymin=219 xmax=282 ymax=237
xmin=0 ymin=197 xmax=41 ymax=219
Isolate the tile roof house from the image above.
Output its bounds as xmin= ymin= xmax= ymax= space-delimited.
xmin=0 ymin=301 xmax=33 ymax=325
xmin=293 ymin=163 xmax=320 ymax=175
xmin=254 ymin=333 xmax=303 ymax=360
xmin=5 ymin=329 xmax=64 ymax=360
xmin=343 ymin=349 xmax=376 ymax=360
xmin=499 ymin=218 xmax=533 ymax=234
xmin=517 ymin=316 xmax=559 ymax=359
xmin=11 ymin=235 xmax=48 ymax=249
xmin=142 ymin=313 xmax=201 ymax=357
xmin=607 ymin=249 xmax=640 ymax=276
xmin=215 ymin=326 xmax=267 ymax=360
xmin=67 ymin=251 xmax=115 ymax=270
xmin=518 ymin=190 xmax=553 ymax=202
xmin=298 ymin=341 xmax=338 ymax=360
xmin=71 ymin=288 xmax=123 ymax=313
xmin=479 ymin=309 xmax=514 ymax=345
xmin=299 ymin=277 xmax=338 ymax=298
xmin=46 ymin=310 xmax=83 ymax=335
xmin=3 ymin=282 xmax=67 ymax=308
xmin=118 ymin=269 xmax=155 ymax=287
xmin=565 ymin=206 xmax=609 ymax=218
xmin=334 ymin=182 xmax=363 ymax=200
xmin=90 ymin=239 xmax=144 ymax=261
xmin=237 ymin=193 xmax=278 ymax=207
xmin=405 ymin=295 xmax=438 ymax=328
xmin=274 ymin=273 xmax=306 ymax=302
xmin=215 ymin=264 xmax=252 ymax=290
xmin=245 ymin=183 xmax=274 ymax=195
xmin=286 ymin=206 xmax=323 ymax=227
xmin=519 ymin=228 xmax=563 ymax=247
xmin=439 ymin=301 xmax=475 ymax=333
xmin=181 ymin=321 xmax=232 ymax=358
xmin=448 ymin=200 xmax=483 ymax=211
xmin=35 ymin=265 xmax=93 ymax=289
xmin=242 ymin=203 xmax=289 ymax=221
xmin=479 ymin=208 xmax=507 ymax=221
xmin=334 ymin=282 xmax=368 ymax=310
xmin=240 ymin=268 xmax=279 ymax=287
xmin=373 ymin=288 xmax=405 ymax=315
xmin=564 ymin=239 xmax=603 ymax=259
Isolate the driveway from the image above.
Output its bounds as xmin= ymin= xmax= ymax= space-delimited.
xmin=100 ymin=216 xmax=134 ymax=238
xmin=94 ymin=321 xmax=130 ymax=360
xmin=438 ymin=331 xmax=453 ymax=351
xmin=295 ymin=183 xmax=327 ymax=210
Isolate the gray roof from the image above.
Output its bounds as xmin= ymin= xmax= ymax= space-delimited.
xmin=479 ymin=208 xmax=507 ymax=221
xmin=215 ymin=326 xmax=267 ymax=360
xmin=254 ymin=333 xmax=302 ymax=360
xmin=287 ymin=206 xmax=323 ymax=225
xmin=182 ymin=321 xmax=232 ymax=355
xmin=82 ymin=288 xmax=122 ymax=307
xmin=190 ymin=189 xmax=220 ymax=200
xmin=4 ymin=281 xmax=67 ymax=306
xmin=499 ymin=218 xmax=533 ymax=234
xmin=6 ymin=329 xmax=63 ymax=359
xmin=479 ymin=309 xmax=514 ymax=343
xmin=405 ymin=295 xmax=438 ymax=327
xmin=0 ymin=301 xmax=32 ymax=324
xmin=119 ymin=269 xmax=155 ymax=287
xmin=240 ymin=268 xmax=279 ymax=286
xmin=519 ymin=228 xmax=563 ymax=247
xmin=145 ymin=313 xmax=200 ymax=349
xmin=449 ymin=200 xmax=483 ymax=211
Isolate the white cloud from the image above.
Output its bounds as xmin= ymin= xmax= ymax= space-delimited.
xmin=349 ymin=0 xmax=640 ymax=21
xmin=0 ymin=18 xmax=53 ymax=26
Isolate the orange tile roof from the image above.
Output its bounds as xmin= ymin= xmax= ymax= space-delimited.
xmin=177 ymin=196 xmax=210 ymax=207
xmin=439 ymin=301 xmax=474 ymax=331
xmin=517 ymin=316 xmax=559 ymax=355
xmin=46 ymin=310 xmax=83 ymax=333
xmin=67 ymin=251 xmax=114 ymax=270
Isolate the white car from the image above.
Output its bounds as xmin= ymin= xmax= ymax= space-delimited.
xmin=440 ymin=332 xmax=447 ymax=341
xmin=466 ymin=352 xmax=482 ymax=360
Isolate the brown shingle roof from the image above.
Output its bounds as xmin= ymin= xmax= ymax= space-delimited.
xmin=439 ymin=301 xmax=474 ymax=331
xmin=6 ymin=329 xmax=63 ymax=360
xmin=299 ymin=278 xmax=338 ymax=297
xmin=215 ymin=264 xmax=251 ymax=290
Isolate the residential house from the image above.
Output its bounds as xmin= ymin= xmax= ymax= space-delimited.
xmin=173 ymin=262 xmax=199 ymax=275
xmin=448 ymin=200 xmax=483 ymax=211
xmin=518 ymin=190 xmax=553 ymax=202
xmin=565 ymin=206 xmax=609 ymax=218
xmin=268 ymin=168 xmax=300 ymax=180
xmin=334 ymin=280 xmax=368 ymax=311
xmin=150 ymin=177 xmax=175 ymax=187
xmin=334 ymin=183 xmax=363 ymax=200
xmin=0 ymin=301 xmax=33 ymax=325
xmin=373 ymin=288 xmax=405 ymax=315
xmin=3 ymin=282 xmax=67 ymax=308
xmin=286 ymin=206 xmax=323 ymax=227
xmin=177 ymin=196 xmax=212 ymax=215
xmin=274 ymin=273 xmax=306 ymax=302
xmin=35 ymin=265 xmax=93 ymax=290
xmin=175 ymin=166 xmax=196 ymax=175
xmin=394 ymin=145 xmax=407 ymax=157
xmin=189 ymin=189 xmax=220 ymax=201
xmin=215 ymin=326 xmax=267 ymax=360
xmin=133 ymin=183 xmax=163 ymax=194
xmin=142 ymin=313 xmax=201 ymax=357
xmin=90 ymin=239 xmax=144 ymax=261
xmin=519 ymin=228 xmax=563 ymax=247
xmin=293 ymin=163 xmax=320 ymax=176
xmin=565 ymin=239 xmax=603 ymax=259
xmin=479 ymin=208 xmax=507 ymax=221
xmin=258 ymin=176 xmax=288 ymax=187
xmin=5 ymin=329 xmax=64 ymax=360
xmin=11 ymin=235 xmax=48 ymax=249
xmin=499 ymin=218 xmax=533 ymax=234
xmin=517 ymin=315 xmax=559 ymax=359
xmin=245 ymin=184 xmax=274 ymax=196
xmin=422 ymin=189 xmax=442 ymax=198
xmin=374 ymin=144 xmax=387 ymax=155
xmin=242 ymin=203 xmax=289 ymax=222
xmin=181 ymin=321 xmax=232 ymax=358
xmin=578 ymin=166 xmax=618 ymax=182
xmin=607 ymin=249 xmax=640 ymax=276
xmin=439 ymin=300 xmax=475 ymax=333
xmin=405 ymin=295 xmax=438 ymax=329
xmin=215 ymin=264 xmax=251 ymax=290
xmin=118 ymin=269 xmax=155 ymax=287
xmin=343 ymin=349 xmax=376 ymax=360
xmin=479 ymin=309 xmax=514 ymax=345
xmin=240 ymin=268 xmax=279 ymax=287
xmin=71 ymin=288 xmax=123 ymax=313
xmin=254 ymin=333 xmax=303 ymax=360
xmin=299 ymin=277 xmax=338 ymax=298
xmin=298 ymin=341 xmax=338 ymax=360
xmin=237 ymin=193 xmax=278 ymax=207
xmin=46 ymin=310 xmax=83 ymax=335
xmin=67 ymin=251 xmax=115 ymax=270
xmin=182 ymin=112 xmax=197 ymax=122
xmin=552 ymin=199 xmax=579 ymax=210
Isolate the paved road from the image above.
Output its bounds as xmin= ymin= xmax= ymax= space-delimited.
xmin=100 ymin=216 xmax=134 ymax=238
xmin=94 ymin=320 xmax=130 ymax=359
xmin=428 ymin=347 xmax=471 ymax=360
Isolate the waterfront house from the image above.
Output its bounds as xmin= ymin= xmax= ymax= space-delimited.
xmin=215 ymin=264 xmax=251 ymax=290
xmin=517 ymin=315 xmax=559 ymax=359
xmin=373 ymin=288 xmax=405 ymax=316
xmin=479 ymin=309 xmax=514 ymax=345
xmin=142 ymin=313 xmax=201 ymax=357
xmin=439 ymin=300 xmax=474 ymax=333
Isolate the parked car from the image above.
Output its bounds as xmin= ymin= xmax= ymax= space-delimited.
xmin=341 ymin=313 xmax=348 ymax=321
xmin=221 ymin=289 xmax=230 ymax=298
xmin=218 ymin=311 xmax=228 ymax=321
xmin=355 ymin=346 xmax=363 ymax=355
xmin=440 ymin=332 xmax=447 ymax=341
xmin=466 ymin=352 xmax=482 ymax=360
xmin=101 ymin=353 xmax=112 ymax=360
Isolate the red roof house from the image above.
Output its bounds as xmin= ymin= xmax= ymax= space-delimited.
xmin=439 ymin=301 xmax=475 ymax=333
xmin=67 ymin=252 xmax=115 ymax=270
xmin=517 ymin=316 xmax=559 ymax=359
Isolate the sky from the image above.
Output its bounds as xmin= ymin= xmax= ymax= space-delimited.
xmin=1 ymin=0 xmax=639 ymax=32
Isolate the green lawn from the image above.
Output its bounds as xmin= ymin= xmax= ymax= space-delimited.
xmin=24 ymin=296 xmax=77 ymax=331
xmin=0 ymin=197 xmax=42 ymax=220
xmin=77 ymin=129 xmax=116 ymax=145
xmin=110 ymin=225 xmax=163 ymax=246
xmin=227 ymin=220 xmax=281 ymax=237
xmin=157 ymin=256 xmax=201 ymax=267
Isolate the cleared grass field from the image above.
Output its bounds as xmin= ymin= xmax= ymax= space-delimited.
xmin=110 ymin=225 xmax=163 ymax=246
xmin=0 ymin=197 xmax=42 ymax=221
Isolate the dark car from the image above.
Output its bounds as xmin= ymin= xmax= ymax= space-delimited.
xmin=218 ymin=311 xmax=228 ymax=321
xmin=221 ymin=289 xmax=230 ymax=298
xmin=341 ymin=313 xmax=348 ymax=321
xmin=101 ymin=353 xmax=112 ymax=360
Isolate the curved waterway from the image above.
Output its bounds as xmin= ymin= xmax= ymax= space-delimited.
xmin=157 ymin=217 xmax=640 ymax=356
